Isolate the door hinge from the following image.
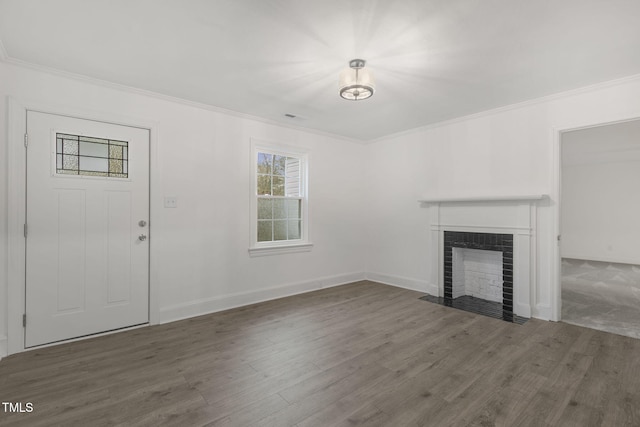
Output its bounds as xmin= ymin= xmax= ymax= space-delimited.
xmin=24 ymin=224 xmax=28 ymax=238
xmin=24 ymin=133 xmax=28 ymax=147
xmin=23 ymin=314 xmax=26 ymax=327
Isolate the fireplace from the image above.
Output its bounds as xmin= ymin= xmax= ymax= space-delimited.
xmin=452 ymin=248 xmax=503 ymax=302
xmin=444 ymin=231 xmax=514 ymax=321
xmin=419 ymin=195 xmax=545 ymax=321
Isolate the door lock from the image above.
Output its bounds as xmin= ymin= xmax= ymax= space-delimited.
xmin=138 ymin=220 xmax=147 ymax=227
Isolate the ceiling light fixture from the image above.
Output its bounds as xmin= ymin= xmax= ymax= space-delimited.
xmin=339 ymin=59 xmax=375 ymax=101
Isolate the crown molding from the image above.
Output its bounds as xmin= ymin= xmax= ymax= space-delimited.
xmin=6 ymin=46 xmax=639 ymax=146
xmin=370 ymin=72 xmax=640 ymax=144
xmin=0 ymin=57 xmax=365 ymax=145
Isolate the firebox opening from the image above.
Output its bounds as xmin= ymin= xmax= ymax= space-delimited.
xmin=420 ymin=231 xmax=527 ymax=324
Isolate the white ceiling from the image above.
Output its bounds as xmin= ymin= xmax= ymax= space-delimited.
xmin=1 ymin=0 xmax=640 ymax=142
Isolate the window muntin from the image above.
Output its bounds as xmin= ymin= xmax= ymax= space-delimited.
xmin=56 ymin=133 xmax=128 ymax=178
xmin=257 ymin=198 xmax=302 ymax=242
xmin=257 ymin=152 xmax=300 ymax=197
xmin=255 ymin=150 xmax=306 ymax=244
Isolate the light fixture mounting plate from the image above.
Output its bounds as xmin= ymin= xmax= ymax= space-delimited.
xmin=349 ymin=59 xmax=366 ymax=69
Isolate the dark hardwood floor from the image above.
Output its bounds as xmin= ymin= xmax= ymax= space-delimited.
xmin=1 ymin=281 xmax=639 ymax=426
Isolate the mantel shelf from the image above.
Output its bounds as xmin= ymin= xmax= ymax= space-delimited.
xmin=418 ymin=194 xmax=548 ymax=204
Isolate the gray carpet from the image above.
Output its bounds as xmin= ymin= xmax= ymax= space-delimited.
xmin=562 ymin=258 xmax=640 ymax=339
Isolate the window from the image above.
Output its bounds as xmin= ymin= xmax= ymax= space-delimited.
xmin=250 ymin=141 xmax=311 ymax=255
xmin=56 ymin=133 xmax=128 ymax=178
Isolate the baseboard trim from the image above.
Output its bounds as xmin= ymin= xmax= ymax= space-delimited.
xmin=533 ymin=304 xmax=553 ymax=321
xmin=367 ymin=272 xmax=544 ymax=320
xmin=561 ymin=254 xmax=640 ymax=266
xmin=514 ymin=303 xmax=532 ymax=319
xmin=366 ymin=272 xmax=437 ymax=295
xmin=159 ymin=271 xmax=367 ymax=324
xmin=0 ymin=335 xmax=7 ymax=360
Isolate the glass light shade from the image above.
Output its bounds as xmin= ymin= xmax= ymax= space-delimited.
xmin=339 ymin=66 xmax=375 ymax=101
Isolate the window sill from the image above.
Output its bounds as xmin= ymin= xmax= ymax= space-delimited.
xmin=248 ymin=242 xmax=314 ymax=257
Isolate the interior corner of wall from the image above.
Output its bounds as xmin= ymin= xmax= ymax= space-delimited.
xmin=0 ymin=335 xmax=8 ymax=359
xmin=158 ymin=271 xmax=367 ymax=324
xmin=365 ymin=271 xmax=434 ymax=295
xmin=0 ymin=38 xmax=8 ymax=62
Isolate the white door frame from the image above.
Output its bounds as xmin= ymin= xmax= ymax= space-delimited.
xmin=550 ymin=115 xmax=640 ymax=323
xmin=6 ymin=97 xmax=161 ymax=355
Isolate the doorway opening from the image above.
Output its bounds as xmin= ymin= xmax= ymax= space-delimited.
xmin=560 ymin=119 xmax=640 ymax=339
xmin=25 ymin=111 xmax=150 ymax=348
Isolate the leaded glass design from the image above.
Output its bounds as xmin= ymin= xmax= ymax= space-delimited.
xmin=56 ymin=133 xmax=129 ymax=178
xmin=256 ymin=151 xmax=303 ymax=243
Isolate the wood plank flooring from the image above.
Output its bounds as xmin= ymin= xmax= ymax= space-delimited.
xmin=1 ymin=281 xmax=639 ymax=426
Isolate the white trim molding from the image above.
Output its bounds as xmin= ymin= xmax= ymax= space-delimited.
xmin=1 ymin=57 xmax=364 ymax=145
xmin=7 ymin=97 xmax=27 ymax=355
xmin=366 ymin=272 xmax=438 ymax=296
xmin=159 ymin=272 xmax=366 ymax=323
xmin=249 ymin=138 xmax=311 ymax=254
xmin=424 ymin=198 xmax=544 ymax=320
xmin=419 ymin=194 xmax=548 ymax=204
xmin=550 ymin=116 xmax=640 ymax=323
xmin=5 ymin=96 xmax=161 ymax=355
xmin=371 ymin=72 xmax=640 ymax=145
xmin=248 ymin=242 xmax=313 ymax=257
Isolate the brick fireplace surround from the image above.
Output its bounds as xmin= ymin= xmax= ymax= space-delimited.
xmin=420 ymin=194 xmax=547 ymax=321
xmin=444 ymin=231 xmax=514 ymax=321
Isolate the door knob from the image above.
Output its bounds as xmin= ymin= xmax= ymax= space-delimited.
xmin=138 ymin=234 xmax=147 ymax=241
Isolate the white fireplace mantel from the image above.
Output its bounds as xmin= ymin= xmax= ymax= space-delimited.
xmin=418 ymin=194 xmax=548 ymax=204
xmin=424 ymin=197 xmax=543 ymax=319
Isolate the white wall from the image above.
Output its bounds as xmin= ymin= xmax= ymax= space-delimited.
xmin=561 ymin=120 xmax=640 ymax=264
xmin=0 ymin=61 xmax=368 ymax=355
xmin=3 ymin=61 xmax=640 ymax=356
xmin=366 ymin=74 xmax=640 ymax=321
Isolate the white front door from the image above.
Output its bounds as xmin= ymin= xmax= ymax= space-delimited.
xmin=25 ymin=111 xmax=150 ymax=348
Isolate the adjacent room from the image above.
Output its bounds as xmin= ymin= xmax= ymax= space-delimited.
xmin=1 ymin=1 xmax=640 ymax=425
xmin=560 ymin=119 xmax=640 ymax=339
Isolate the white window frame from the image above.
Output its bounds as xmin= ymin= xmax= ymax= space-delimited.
xmin=249 ymin=139 xmax=312 ymax=256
